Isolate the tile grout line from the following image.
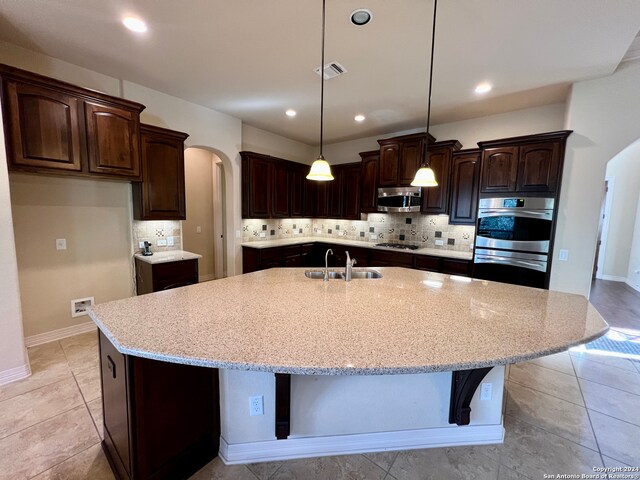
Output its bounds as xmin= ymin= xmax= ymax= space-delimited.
xmin=26 ymin=441 xmax=102 ymax=479
xmin=570 ymin=353 xmax=605 ymax=468
xmin=507 ymin=378 xmax=586 ymax=408
xmin=569 ymin=353 xmax=640 ymax=374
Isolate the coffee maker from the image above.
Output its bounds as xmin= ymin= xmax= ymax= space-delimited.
xmin=142 ymin=241 xmax=153 ymax=256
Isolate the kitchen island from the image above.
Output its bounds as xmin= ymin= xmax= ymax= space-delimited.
xmin=89 ymin=267 xmax=608 ymax=479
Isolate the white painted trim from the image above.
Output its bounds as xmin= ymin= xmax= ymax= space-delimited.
xmin=24 ymin=322 xmax=97 ymax=347
xmin=596 ymin=176 xmax=614 ymax=279
xmin=199 ymin=274 xmax=216 ymax=283
xmin=600 ymin=274 xmax=628 ymax=282
xmin=219 ymin=424 xmax=505 ymax=465
xmin=0 ymin=363 xmax=31 ymax=386
xmin=626 ymin=279 xmax=640 ymax=293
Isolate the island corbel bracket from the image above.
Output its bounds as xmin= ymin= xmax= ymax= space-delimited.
xmin=275 ymin=373 xmax=291 ymax=440
xmin=449 ymin=367 xmax=493 ymax=426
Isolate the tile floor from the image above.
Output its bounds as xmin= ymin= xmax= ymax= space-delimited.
xmin=1 ymin=330 xmax=639 ymax=479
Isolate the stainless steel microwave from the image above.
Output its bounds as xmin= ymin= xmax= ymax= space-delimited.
xmin=377 ymin=187 xmax=422 ymax=213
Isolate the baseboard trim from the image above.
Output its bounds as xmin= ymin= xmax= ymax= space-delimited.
xmin=0 ymin=363 xmax=31 ymax=386
xmin=25 ymin=322 xmax=97 ymax=347
xmin=626 ymin=280 xmax=640 ymax=294
xmin=218 ymin=424 xmax=505 ymax=465
xmin=600 ymin=275 xmax=627 ymax=282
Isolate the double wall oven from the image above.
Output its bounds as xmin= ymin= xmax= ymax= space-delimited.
xmin=473 ymin=197 xmax=555 ymax=288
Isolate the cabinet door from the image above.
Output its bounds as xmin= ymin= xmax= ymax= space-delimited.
xmin=359 ymin=152 xmax=379 ymax=213
xmin=378 ymin=143 xmax=399 ymax=186
xmin=85 ymin=101 xmax=141 ymax=179
xmin=327 ymin=168 xmax=344 ymax=218
xmin=481 ymin=147 xmax=518 ymax=193
xmin=449 ymin=152 xmax=481 ymax=225
xmin=304 ymin=179 xmax=317 ymax=217
xmin=3 ymin=81 xmax=83 ymax=172
xmin=398 ymin=139 xmax=423 ymax=186
xmin=517 ymin=142 xmax=561 ymax=193
xmin=272 ymin=162 xmax=290 ymax=217
xmin=136 ymin=128 xmax=186 ymax=220
xmin=248 ymin=157 xmax=272 ymax=218
xmin=290 ymin=165 xmax=305 ymax=217
xmin=342 ymin=164 xmax=361 ymax=220
xmin=421 ymin=146 xmax=452 ymax=214
xmin=315 ymin=181 xmax=329 ymax=218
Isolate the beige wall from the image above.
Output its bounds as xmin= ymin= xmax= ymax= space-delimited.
xmin=242 ymin=124 xmax=315 ymax=164
xmin=0 ymin=99 xmax=28 ymax=381
xmin=184 ymin=148 xmax=215 ymax=281
xmin=552 ymin=61 xmax=640 ymax=296
xmin=9 ymin=175 xmax=134 ymax=337
xmin=627 ymin=191 xmax=640 ymax=291
xmin=601 ymin=142 xmax=640 ymax=279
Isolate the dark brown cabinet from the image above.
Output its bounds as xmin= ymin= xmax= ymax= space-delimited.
xmin=449 ymin=150 xmax=481 ymax=225
xmin=0 ymin=63 xmax=145 ymax=180
xmin=478 ymin=131 xmax=571 ymax=196
xmin=377 ymin=133 xmax=434 ymax=187
xmin=241 ymin=153 xmax=273 ymax=218
xmin=359 ymin=150 xmax=379 ymax=213
xmin=135 ymin=257 xmax=199 ymax=295
xmin=421 ymin=140 xmax=462 ymax=215
xmin=327 ymin=168 xmax=344 ymax=218
xmin=272 ymin=161 xmax=290 ymax=217
xmin=99 ymin=331 xmax=219 ymax=480
xmin=369 ymin=249 xmax=414 ymax=268
xmin=315 ymin=181 xmax=329 ymax=218
xmin=342 ymin=163 xmax=361 ymax=220
xmin=290 ymin=164 xmax=306 ymax=217
xmin=132 ymin=124 xmax=188 ymax=221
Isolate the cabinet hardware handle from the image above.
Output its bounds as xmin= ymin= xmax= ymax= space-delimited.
xmin=107 ymin=355 xmax=116 ymax=379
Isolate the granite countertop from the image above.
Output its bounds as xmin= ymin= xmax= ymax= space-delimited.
xmin=89 ymin=267 xmax=608 ymax=375
xmin=134 ymin=250 xmax=202 ymax=264
xmin=242 ymin=237 xmax=473 ymax=260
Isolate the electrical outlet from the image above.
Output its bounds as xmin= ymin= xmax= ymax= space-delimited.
xmin=167 ymin=236 xmax=174 ymax=246
xmin=435 ymin=239 xmax=444 ymax=246
xmin=139 ymin=241 xmax=145 ymax=249
xmin=558 ymin=249 xmax=569 ymax=261
xmin=293 ymin=230 xmax=299 ymax=235
xmin=370 ymin=234 xmax=378 ymax=240
xmin=71 ymin=297 xmax=94 ymax=318
xmin=249 ymin=395 xmax=264 ymax=416
xmin=480 ymin=383 xmax=492 ymax=401
xmin=236 ymin=230 xmax=241 ymax=238
xmin=196 ymin=225 xmax=202 ymax=234
xmin=55 ymin=238 xmax=67 ymax=250
xmin=157 ymin=239 xmax=167 ymax=246
xmin=259 ymin=232 xmax=266 ymax=238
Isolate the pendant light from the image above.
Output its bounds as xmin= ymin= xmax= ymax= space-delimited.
xmin=411 ymin=0 xmax=439 ymax=188
xmin=307 ymin=0 xmax=334 ymax=181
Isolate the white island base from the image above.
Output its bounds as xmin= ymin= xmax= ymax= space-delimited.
xmin=218 ymin=367 xmax=505 ymax=464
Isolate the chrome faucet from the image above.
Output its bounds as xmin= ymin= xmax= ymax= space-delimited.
xmin=345 ymin=251 xmax=357 ymax=282
xmin=324 ymin=249 xmax=333 ymax=282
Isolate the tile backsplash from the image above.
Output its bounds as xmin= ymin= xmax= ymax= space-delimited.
xmin=242 ymin=213 xmax=475 ymax=252
xmin=132 ymin=220 xmax=182 ymax=253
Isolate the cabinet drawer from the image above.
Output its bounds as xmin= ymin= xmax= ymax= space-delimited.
xmin=283 ymin=245 xmax=301 ymax=257
xmin=414 ymin=255 xmax=441 ymax=272
xmin=441 ymin=259 xmax=472 ymax=276
xmin=260 ymin=247 xmax=283 ymax=260
xmin=152 ymin=259 xmax=198 ymax=282
xmin=369 ymin=250 xmax=414 ymax=267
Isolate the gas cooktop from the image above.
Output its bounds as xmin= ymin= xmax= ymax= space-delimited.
xmin=374 ymin=243 xmax=420 ymax=251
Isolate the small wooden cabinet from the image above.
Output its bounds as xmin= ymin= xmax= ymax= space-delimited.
xmin=377 ymin=133 xmax=435 ymax=187
xmin=449 ymin=150 xmax=481 ymax=225
xmin=478 ymin=131 xmax=571 ymax=196
xmin=342 ymin=163 xmax=361 ymax=220
xmin=0 ymin=63 xmax=145 ymax=180
xmin=359 ymin=150 xmax=379 ymax=213
xmin=135 ymin=257 xmax=199 ymax=295
xmin=421 ymin=140 xmax=462 ymax=215
xmin=272 ymin=160 xmax=291 ymax=218
xmin=99 ymin=331 xmax=219 ymax=480
xmin=132 ymin=124 xmax=189 ymax=221
xmin=241 ymin=152 xmax=273 ymax=218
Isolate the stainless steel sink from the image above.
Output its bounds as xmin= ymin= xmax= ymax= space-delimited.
xmin=304 ymin=270 xmax=344 ymax=280
xmin=350 ymin=269 xmax=383 ymax=279
xmin=304 ymin=269 xmax=382 ymax=280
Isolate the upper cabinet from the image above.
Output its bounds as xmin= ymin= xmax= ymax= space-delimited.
xmin=241 ymin=152 xmax=273 ymax=218
xmin=377 ymin=133 xmax=435 ymax=187
xmin=132 ymin=124 xmax=189 ymax=220
xmin=359 ymin=150 xmax=379 ymax=213
xmin=449 ymin=149 xmax=481 ymax=225
xmin=421 ymin=140 xmax=462 ymax=215
xmin=478 ymin=131 xmax=572 ymax=196
xmin=0 ymin=63 xmax=145 ymax=181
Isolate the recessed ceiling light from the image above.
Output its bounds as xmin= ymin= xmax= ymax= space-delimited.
xmin=475 ymin=83 xmax=492 ymax=94
xmin=350 ymin=9 xmax=373 ymax=26
xmin=354 ymin=114 xmax=365 ymax=122
xmin=285 ymin=109 xmax=297 ymax=117
xmin=122 ymin=16 xmax=148 ymax=33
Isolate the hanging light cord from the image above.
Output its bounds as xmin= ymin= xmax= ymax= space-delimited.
xmin=424 ymin=0 xmax=437 ymax=166
xmin=319 ymin=0 xmax=326 ymax=158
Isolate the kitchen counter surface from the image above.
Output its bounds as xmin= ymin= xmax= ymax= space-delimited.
xmin=242 ymin=237 xmax=473 ymax=260
xmin=134 ymin=250 xmax=202 ymax=264
xmin=89 ymin=267 xmax=607 ymax=375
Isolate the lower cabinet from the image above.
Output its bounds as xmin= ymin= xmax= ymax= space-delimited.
xmin=135 ymin=258 xmax=199 ymax=295
xmin=368 ymin=249 xmax=414 ymax=268
xmin=99 ymin=331 xmax=219 ymax=480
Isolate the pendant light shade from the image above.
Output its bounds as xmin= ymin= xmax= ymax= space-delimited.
xmin=307 ymin=155 xmax=334 ymax=181
xmin=411 ymin=0 xmax=439 ymax=188
xmin=307 ymin=0 xmax=334 ymax=181
xmin=411 ymin=166 xmax=438 ymax=187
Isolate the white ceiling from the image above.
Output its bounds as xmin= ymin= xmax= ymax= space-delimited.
xmin=0 ymin=1 xmax=639 ymax=144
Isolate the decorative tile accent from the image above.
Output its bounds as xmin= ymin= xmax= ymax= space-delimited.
xmin=406 ymin=218 xmax=412 ymax=224
xmin=448 ymin=238 xmax=455 ymax=245
xmin=435 ymin=231 xmax=442 ymax=238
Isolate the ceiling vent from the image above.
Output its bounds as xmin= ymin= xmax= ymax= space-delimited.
xmin=314 ymin=62 xmax=348 ymax=80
